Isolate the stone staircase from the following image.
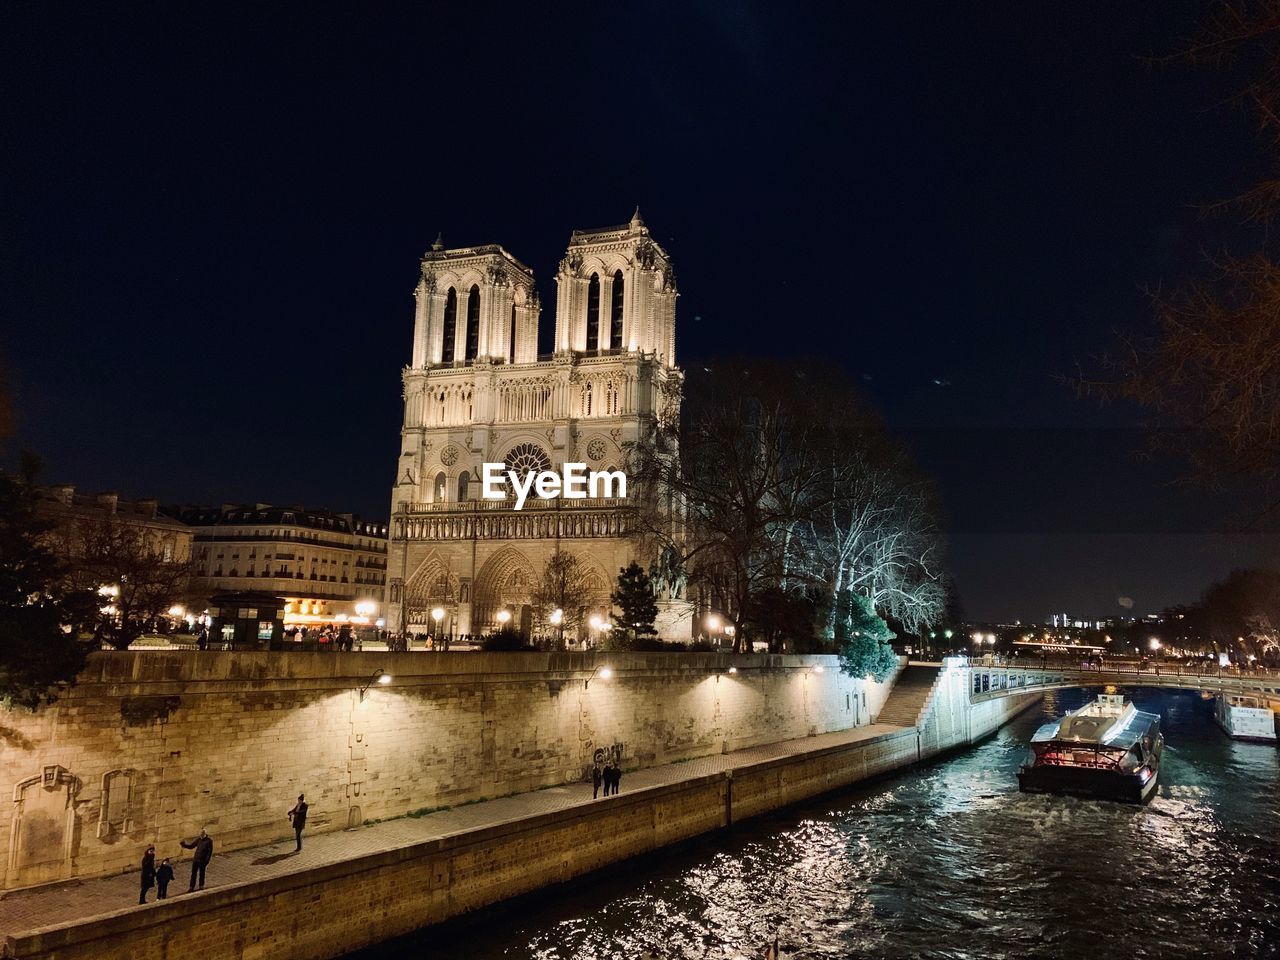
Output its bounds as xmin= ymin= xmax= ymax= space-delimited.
xmin=875 ymin=663 xmax=943 ymax=728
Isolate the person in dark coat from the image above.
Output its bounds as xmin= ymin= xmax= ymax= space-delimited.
xmin=288 ymin=794 xmax=309 ymax=851
xmin=180 ymin=829 xmax=214 ymax=891
xmin=156 ymin=857 xmax=174 ymax=899
xmin=138 ymin=845 xmax=156 ymax=904
xmin=592 ymin=763 xmax=603 ymax=799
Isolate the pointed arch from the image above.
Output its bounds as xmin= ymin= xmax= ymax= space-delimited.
xmin=465 ymin=285 xmax=480 ymax=362
xmin=585 ymin=273 xmax=600 ymax=351
xmin=610 ymin=269 xmax=624 ymax=350
xmin=473 ymin=546 xmax=538 ymax=630
xmin=442 ymin=287 xmax=458 ymax=362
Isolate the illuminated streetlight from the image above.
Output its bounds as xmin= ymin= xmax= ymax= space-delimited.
xmin=355 ymin=600 xmax=377 ymax=617
xmin=589 ymin=615 xmax=604 ymax=631
xmin=496 ymin=609 xmax=512 ymax=625
xmin=549 ymin=608 xmax=564 ymax=625
xmin=358 ymin=669 xmax=391 ymax=701
xmin=167 ymin=605 xmax=185 ymax=618
xmin=706 ymin=614 xmax=722 ymax=632
xmin=585 ymin=665 xmax=613 ymax=688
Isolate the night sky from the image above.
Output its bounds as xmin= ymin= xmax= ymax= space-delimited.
xmin=4 ymin=2 xmax=1277 ymax=623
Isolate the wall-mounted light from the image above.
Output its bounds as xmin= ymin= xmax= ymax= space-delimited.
xmin=586 ymin=665 xmax=613 ymax=689
xmin=359 ymin=669 xmax=392 ymax=701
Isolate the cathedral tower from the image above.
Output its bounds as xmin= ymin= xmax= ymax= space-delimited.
xmin=388 ymin=215 xmax=686 ymax=641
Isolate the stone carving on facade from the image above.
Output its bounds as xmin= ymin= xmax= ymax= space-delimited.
xmin=421 ymin=272 xmax=437 ymax=295
xmin=635 ymin=239 xmax=657 ymax=271
xmin=586 ymin=437 xmax=607 ymax=462
xmin=439 ymin=444 xmax=460 ymax=466
xmin=609 ymin=428 xmax=622 ymax=443
xmin=649 ymin=545 xmax=688 ymax=600
xmin=486 ymin=265 xmax=509 ymax=287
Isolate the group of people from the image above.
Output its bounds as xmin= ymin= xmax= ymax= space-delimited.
xmin=135 ymin=795 xmax=308 ymax=906
xmin=137 ymin=830 xmax=212 ymax=904
xmin=592 ymin=760 xmax=624 ymax=798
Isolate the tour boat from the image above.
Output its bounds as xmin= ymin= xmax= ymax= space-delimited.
xmin=1018 ymin=694 xmax=1162 ymax=804
xmin=1213 ymin=694 xmax=1278 ymax=743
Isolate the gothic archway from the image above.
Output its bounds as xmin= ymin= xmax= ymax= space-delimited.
xmin=473 ymin=546 xmax=537 ymax=633
xmin=403 ymin=553 xmax=460 ymax=632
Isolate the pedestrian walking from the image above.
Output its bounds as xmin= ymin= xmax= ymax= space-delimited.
xmin=288 ymin=793 xmax=309 ymax=851
xmin=138 ymin=845 xmax=156 ymax=904
xmin=612 ymin=762 xmax=623 ymax=795
xmin=156 ymin=858 xmax=174 ymax=899
xmin=592 ymin=763 xmax=603 ymax=799
xmin=180 ymin=829 xmax=214 ymax=891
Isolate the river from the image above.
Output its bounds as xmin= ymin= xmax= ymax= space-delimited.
xmin=350 ymin=688 xmax=1280 ymax=960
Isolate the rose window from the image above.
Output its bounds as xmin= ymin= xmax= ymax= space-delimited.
xmin=586 ymin=437 xmax=608 ymax=462
xmin=504 ymin=443 xmax=551 ymax=478
xmin=440 ymin=444 xmax=460 ymax=466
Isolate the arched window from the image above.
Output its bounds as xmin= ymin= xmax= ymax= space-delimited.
xmin=458 ymin=471 xmax=471 ymax=501
xmin=433 ymin=472 xmax=447 ymax=503
xmin=465 ymin=285 xmax=480 ymax=361
xmin=509 ymin=303 xmax=517 ymax=363
xmin=610 ymin=270 xmax=624 ymax=350
xmin=585 ymin=273 xmax=600 ymax=351
xmin=442 ymin=288 xmax=457 ymax=362
xmin=583 ymin=381 xmax=593 ymax=416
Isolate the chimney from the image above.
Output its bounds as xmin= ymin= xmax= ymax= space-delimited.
xmin=51 ymin=484 xmax=75 ymax=506
xmin=136 ymin=497 xmax=159 ymax=518
xmin=95 ymin=492 xmax=119 ymax=514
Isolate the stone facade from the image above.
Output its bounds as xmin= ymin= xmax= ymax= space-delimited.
xmin=175 ymin=504 xmax=388 ymax=627
xmin=0 ymin=652 xmax=891 ymax=892
xmin=387 ymin=211 xmax=686 ymax=639
xmin=36 ymin=486 xmax=192 ymax=565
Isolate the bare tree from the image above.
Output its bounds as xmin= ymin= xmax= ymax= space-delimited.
xmin=1078 ymin=3 xmax=1280 ymax=521
xmin=531 ymin=550 xmax=592 ymax=648
xmin=636 ymin=360 xmax=947 ymax=651
xmin=62 ymin=518 xmax=192 ymax=650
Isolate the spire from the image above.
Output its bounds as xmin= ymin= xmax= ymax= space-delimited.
xmin=629 ymin=206 xmax=645 ymax=230
xmin=431 ymin=232 xmax=444 ymax=252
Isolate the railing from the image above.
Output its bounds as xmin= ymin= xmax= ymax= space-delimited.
xmin=402 ymin=497 xmax=627 ymax=515
xmin=959 ymin=655 xmax=1280 ymax=681
xmin=961 ymin=658 xmax=1280 ymax=701
xmin=394 ymin=500 xmax=634 ymax=542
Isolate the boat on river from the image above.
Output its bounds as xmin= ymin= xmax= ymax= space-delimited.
xmin=1018 ymin=694 xmax=1162 ymax=803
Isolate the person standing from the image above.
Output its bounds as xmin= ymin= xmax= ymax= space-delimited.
xmin=592 ymin=762 xmax=603 ymax=799
xmin=180 ymin=829 xmax=214 ymax=891
xmin=156 ymin=858 xmax=174 ymax=899
xmin=138 ymin=845 xmax=156 ymax=904
xmin=613 ymin=762 xmax=623 ymax=795
xmin=288 ymin=794 xmax=309 ymax=851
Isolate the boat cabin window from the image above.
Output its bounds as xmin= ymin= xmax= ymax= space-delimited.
xmin=1132 ymin=744 xmax=1145 ymax=764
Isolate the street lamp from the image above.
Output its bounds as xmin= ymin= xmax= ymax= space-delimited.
xmin=496 ymin=609 xmax=512 ymax=627
xmin=358 ymin=669 xmax=392 ymax=701
xmin=549 ymin=607 xmax=565 ymax=650
xmin=585 ymin=665 xmax=613 ymax=689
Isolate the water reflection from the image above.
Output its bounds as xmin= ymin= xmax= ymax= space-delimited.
xmin=353 ymin=689 xmax=1279 ymax=960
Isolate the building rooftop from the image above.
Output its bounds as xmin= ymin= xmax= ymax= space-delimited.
xmin=171 ymin=504 xmax=387 ymax=538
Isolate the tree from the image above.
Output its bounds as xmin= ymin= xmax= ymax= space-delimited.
xmin=744 ymin=584 xmax=820 ymax=653
xmin=634 ymin=359 xmax=947 ymax=653
xmin=62 ymin=518 xmax=192 ymax=650
xmin=1182 ymin=568 xmax=1280 ymax=665
xmin=531 ymin=550 xmax=591 ymax=649
xmin=609 ymin=562 xmax=659 ymax=649
xmin=0 ymin=456 xmax=95 ymax=709
xmin=1077 ymin=4 xmax=1280 ymax=521
xmin=835 ymin=590 xmax=900 ymax=682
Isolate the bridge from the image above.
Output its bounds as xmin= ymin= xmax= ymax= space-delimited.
xmin=962 ymin=658 xmax=1280 ymax=704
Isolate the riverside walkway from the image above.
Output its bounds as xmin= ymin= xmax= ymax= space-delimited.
xmin=0 ymin=723 xmax=900 ymax=943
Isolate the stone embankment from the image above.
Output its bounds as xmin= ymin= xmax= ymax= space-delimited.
xmin=0 ymin=656 xmax=1037 ymax=960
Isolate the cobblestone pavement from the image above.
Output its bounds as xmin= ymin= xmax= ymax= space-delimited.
xmin=0 ymin=723 xmax=902 ymax=938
